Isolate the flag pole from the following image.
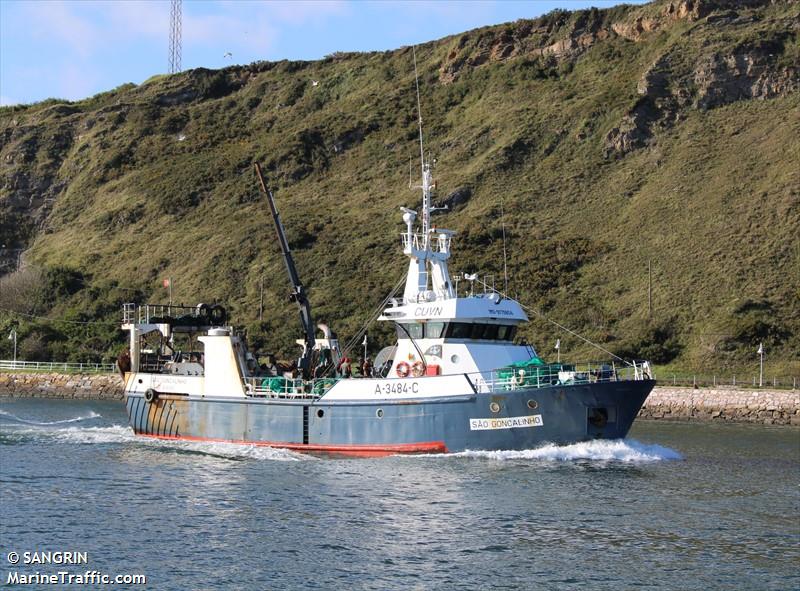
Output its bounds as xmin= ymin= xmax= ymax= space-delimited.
xmin=758 ymin=342 xmax=763 ymax=387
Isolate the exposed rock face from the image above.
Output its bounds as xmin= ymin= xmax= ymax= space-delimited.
xmin=437 ymin=0 xmax=798 ymax=160
xmin=0 ymin=115 xmax=77 ymax=273
xmin=438 ymin=0 xmax=775 ymax=84
xmin=439 ymin=9 xmax=611 ymax=84
xmin=605 ymin=53 xmax=687 ymax=157
xmin=604 ymin=35 xmax=799 ymax=157
xmin=442 ymin=186 xmax=472 ymax=211
xmin=694 ymin=43 xmax=800 ymax=109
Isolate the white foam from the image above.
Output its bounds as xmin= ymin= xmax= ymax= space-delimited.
xmin=446 ymin=439 xmax=682 ymax=463
xmin=170 ymin=439 xmax=310 ymax=462
xmin=3 ymin=421 xmax=308 ymax=462
xmin=0 ymin=409 xmax=101 ymax=425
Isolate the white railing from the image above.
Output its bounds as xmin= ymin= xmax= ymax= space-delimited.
xmin=243 ymin=377 xmax=326 ymax=400
xmin=126 ymin=303 xmax=201 ymax=324
xmin=401 ymin=233 xmax=451 ymax=254
xmin=0 ymin=360 xmax=117 ymax=373
xmin=468 ymin=360 xmax=652 ymax=394
xmin=240 ymin=361 xmax=653 ymax=399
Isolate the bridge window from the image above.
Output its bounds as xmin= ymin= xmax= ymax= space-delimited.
xmin=447 ymin=323 xmax=472 ymax=339
xmin=497 ymin=325 xmax=516 ymax=341
xmin=397 ymin=322 xmax=423 ymax=339
xmin=470 ymin=324 xmax=486 ymax=340
xmin=444 ymin=323 xmax=516 ymax=342
xmin=426 ymin=322 xmax=446 ymax=339
xmin=397 ymin=322 xmax=517 ymax=341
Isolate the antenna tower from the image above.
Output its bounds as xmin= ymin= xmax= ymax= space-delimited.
xmin=168 ymin=0 xmax=182 ymax=74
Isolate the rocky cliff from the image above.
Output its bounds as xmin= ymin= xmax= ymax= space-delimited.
xmin=0 ymin=0 xmax=798 ymax=373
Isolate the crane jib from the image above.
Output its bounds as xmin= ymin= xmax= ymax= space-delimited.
xmin=254 ymin=163 xmax=317 ymax=378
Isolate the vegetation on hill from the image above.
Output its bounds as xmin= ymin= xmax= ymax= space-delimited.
xmin=0 ymin=0 xmax=798 ymax=376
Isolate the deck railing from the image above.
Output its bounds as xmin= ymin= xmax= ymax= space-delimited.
xmin=244 ymin=377 xmax=323 ymax=400
xmin=122 ymin=303 xmax=203 ymax=325
xmin=469 ymin=361 xmax=652 ymax=394
xmin=242 ymin=360 xmax=653 ymax=399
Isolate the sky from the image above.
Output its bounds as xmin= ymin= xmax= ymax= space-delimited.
xmin=0 ymin=0 xmax=645 ymax=106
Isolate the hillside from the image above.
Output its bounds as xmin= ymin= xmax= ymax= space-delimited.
xmin=1 ymin=0 xmax=798 ymax=375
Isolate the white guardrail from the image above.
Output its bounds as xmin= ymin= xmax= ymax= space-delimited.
xmin=0 ymin=360 xmax=117 ymax=373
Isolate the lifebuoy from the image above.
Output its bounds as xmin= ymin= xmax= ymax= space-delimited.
xmin=411 ymin=361 xmax=425 ymax=377
xmin=396 ymin=362 xmax=411 ymax=378
xmin=144 ymin=388 xmax=158 ymax=403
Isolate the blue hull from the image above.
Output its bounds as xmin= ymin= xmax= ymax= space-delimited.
xmin=126 ymin=380 xmax=655 ymax=455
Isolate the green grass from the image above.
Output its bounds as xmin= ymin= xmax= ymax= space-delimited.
xmin=0 ymin=0 xmax=797 ymax=376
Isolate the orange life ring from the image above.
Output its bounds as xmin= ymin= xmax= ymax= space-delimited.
xmin=411 ymin=361 xmax=425 ymax=377
xmin=396 ymin=362 xmax=411 ymax=378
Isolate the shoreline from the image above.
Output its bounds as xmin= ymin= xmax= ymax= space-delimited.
xmin=0 ymin=372 xmax=798 ymax=425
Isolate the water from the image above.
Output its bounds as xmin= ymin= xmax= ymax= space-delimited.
xmin=1 ymin=398 xmax=797 ymax=591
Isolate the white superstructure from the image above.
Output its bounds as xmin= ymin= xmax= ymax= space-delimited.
xmin=377 ymin=157 xmax=534 ymax=381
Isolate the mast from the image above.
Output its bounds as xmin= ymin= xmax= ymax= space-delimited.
xmin=400 ymin=47 xmax=454 ymax=304
xmin=413 ymin=47 xmax=431 ymax=246
xmin=254 ymin=163 xmax=316 ymax=379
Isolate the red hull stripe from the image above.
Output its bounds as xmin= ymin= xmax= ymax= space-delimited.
xmin=137 ymin=432 xmax=447 ymax=457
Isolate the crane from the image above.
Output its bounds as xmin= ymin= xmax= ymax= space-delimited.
xmin=254 ymin=163 xmax=317 ymax=380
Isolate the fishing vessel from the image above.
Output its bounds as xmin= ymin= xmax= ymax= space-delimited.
xmin=120 ymin=67 xmax=654 ymax=456
xmin=119 ymin=159 xmax=654 ymax=455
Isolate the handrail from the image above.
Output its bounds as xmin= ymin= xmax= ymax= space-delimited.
xmin=242 ymin=360 xmax=653 ymax=398
xmin=467 ymin=360 xmax=652 ymax=394
xmin=0 ymin=360 xmax=117 ymax=373
xmin=401 ymin=232 xmax=451 ymax=254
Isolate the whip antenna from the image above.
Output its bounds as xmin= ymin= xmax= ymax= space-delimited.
xmin=412 ymin=46 xmax=425 ymax=177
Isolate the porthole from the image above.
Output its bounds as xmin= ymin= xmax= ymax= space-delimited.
xmin=450 ymin=354 xmax=460 ymax=364
xmin=316 ymin=409 xmax=325 ymax=418
xmin=376 ymin=408 xmax=384 ymax=419
xmin=527 ymin=399 xmax=538 ymax=410
xmin=489 ymin=402 xmax=501 ymax=414
xmin=137 ymin=379 xmax=143 ymax=384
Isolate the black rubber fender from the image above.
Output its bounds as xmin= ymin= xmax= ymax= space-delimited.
xmin=196 ymin=303 xmax=211 ymax=321
xmin=144 ymin=388 xmax=158 ymax=403
xmin=210 ymin=305 xmax=227 ymax=326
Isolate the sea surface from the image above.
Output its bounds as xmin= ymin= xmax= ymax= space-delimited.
xmin=0 ymin=397 xmax=798 ymax=591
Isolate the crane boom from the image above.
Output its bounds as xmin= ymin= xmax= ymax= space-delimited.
xmin=254 ymin=163 xmax=316 ymax=379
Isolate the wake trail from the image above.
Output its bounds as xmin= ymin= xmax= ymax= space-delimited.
xmin=426 ymin=439 xmax=682 ymax=463
xmin=0 ymin=409 xmax=101 ymax=426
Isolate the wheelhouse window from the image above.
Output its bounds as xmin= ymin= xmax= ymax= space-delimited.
xmin=445 ymin=323 xmax=517 ymax=342
xmin=497 ymin=325 xmax=516 ymax=341
xmin=396 ymin=323 xmax=423 ymax=339
xmin=396 ymin=322 xmax=517 ymax=341
xmin=426 ymin=322 xmax=446 ymax=339
xmin=470 ymin=324 xmax=486 ymax=340
xmin=447 ymin=323 xmax=472 ymax=339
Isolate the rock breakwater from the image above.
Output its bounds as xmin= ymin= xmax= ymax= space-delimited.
xmin=0 ymin=372 xmax=124 ymax=400
xmin=639 ymin=386 xmax=799 ymax=425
